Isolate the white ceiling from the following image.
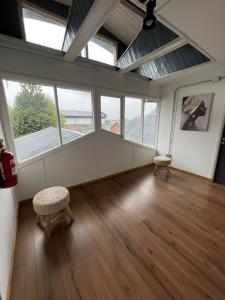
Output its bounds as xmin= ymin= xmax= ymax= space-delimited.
xmin=156 ymin=0 xmax=225 ymax=62
xmin=104 ymin=2 xmax=142 ymax=45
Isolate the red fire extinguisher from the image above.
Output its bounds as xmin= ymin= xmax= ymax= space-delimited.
xmin=0 ymin=139 xmax=18 ymax=188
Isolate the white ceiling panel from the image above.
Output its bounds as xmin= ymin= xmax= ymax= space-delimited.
xmin=157 ymin=0 xmax=225 ymax=60
xmin=104 ymin=2 xmax=142 ymax=45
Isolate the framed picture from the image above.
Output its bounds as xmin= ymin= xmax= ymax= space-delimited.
xmin=180 ymin=93 xmax=214 ymax=131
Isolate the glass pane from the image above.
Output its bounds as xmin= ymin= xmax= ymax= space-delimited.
xmin=101 ymin=96 xmax=121 ymax=134
xmin=23 ymin=8 xmax=66 ymax=50
xmin=124 ymin=97 xmax=142 ymax=144
xmin=57 ymin=88 xmax=94 ymax=144
xmin=3 ymin=80 xmax=60 ymax=161
xmin=143 ymin=101 xmax=157 ymax=147
xmin=88 ymin=37 xmax=115 ymax=65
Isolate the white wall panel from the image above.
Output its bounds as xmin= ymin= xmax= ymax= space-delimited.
xmin=96 ymin=134 xmax=133 ymax=177
xmin=0 ymin=121 xmax=17 ymax=300
xmin=17 ymin=161 xmax=46 ymax=201
xmin=157 ymin=73 xmax=225 ymax=179
xmin=0 ymin=189 xmax=17 ymax=300
xmin=16 ymin=133 xmax=155 ymax=201
xmin=44 ymin=135 xmax=99 ymax=187
xmin=133 ymin=144 xmax=155 ymax=168
xmin=0 ymin=46 xmax=159 ymax=98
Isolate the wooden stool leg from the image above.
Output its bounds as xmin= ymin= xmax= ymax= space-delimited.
xmin=45 ymin=215 xmax=53 ymax=238
xmin=36 ymin=214 xmax=41 ymax=225
xmin=167 ymin=166 xmax=170 ymax=177
xmin=65 ymin=205 xmax=74 ymax=223
xmin=154 ymin=165 xmax=158 ymax=176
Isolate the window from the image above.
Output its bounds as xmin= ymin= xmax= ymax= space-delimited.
xmin=81 ymin=36 xmax=116 ymax=65
xmin=22 ymin=8 xmax=66 ymax=50
xmin=124 ymin=97 xmax=142 ymax=144
xmin=57 ymin=88 xmax=94 ymax=144
xmin=3 ymin=80 xmax=94 ymax=162
xmin=143 ymin=101 xmax=157 ymax=147
xmin=3 ymin=80 xmax=60 ymax=161
xmin=101 ymin=96 xmax=121 ymax=135
xmin=124 ymin=97 xmax=158 ymax=147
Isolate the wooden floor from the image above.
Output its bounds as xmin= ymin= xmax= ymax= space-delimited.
xmin=11 ymin=167 xmax=225 ymax=300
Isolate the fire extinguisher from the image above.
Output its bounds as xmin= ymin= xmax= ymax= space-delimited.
xmin=0 ymin=139 xmax=18 ymax=188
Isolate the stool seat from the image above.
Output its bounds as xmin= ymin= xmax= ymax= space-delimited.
xmin=33 ymin=186 xmax=70 ymax=216
xmin=33 ymin=186 xmax=74 ymax=237
xmin=154 ymin=156 xmax=171 ymax=177
xmin=154 ymin=155 xmax=171 ymax=166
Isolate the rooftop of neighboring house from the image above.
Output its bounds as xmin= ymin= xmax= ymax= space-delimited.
xmin=15 ymin=127 xmax=82 ymax=161
xmin=60 ymin=110 xmax=107 ymax=118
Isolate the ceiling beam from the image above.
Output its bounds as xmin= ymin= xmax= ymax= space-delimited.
xmin=64 ymin=0 xmax=120 ymax=62
xmin=119 ymin=38 xmax=186 ymax=73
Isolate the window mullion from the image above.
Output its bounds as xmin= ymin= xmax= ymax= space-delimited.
xmin=121 ymin=96 xmax=125 ymax=139
xmin=93 ymin=90 xmax=100 ymax=132
xmin=54 ymin=85 xmax=63 ymax=146
xmin=86 ymin=44 xmax=89 ymax=59
xmin=141 ymin=99 xmax=145 ymax=145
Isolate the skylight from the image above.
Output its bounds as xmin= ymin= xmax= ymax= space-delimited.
xmin=22 ymin=8 xmax=66 ymax=50
xmin=81 ymin=36 xmax=116 ymax=65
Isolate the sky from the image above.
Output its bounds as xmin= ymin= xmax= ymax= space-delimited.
xmin=23 ymin=16 xmax=66 ymax=50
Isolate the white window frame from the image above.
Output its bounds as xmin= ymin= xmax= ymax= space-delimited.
xmin=0 ymin=75 xmax=96 ymax=166
xmin=100 ymin=94 xmax=123 ymax=137
xmin=21 ymin=3 xmax=68 ymax=52
xmin=99 ymin=90 xmax=159 ymax=150
xmin=82 ymin=34 xmax=118 ymax=65
xmin=142 ymin=99 xmax=160 ymax=148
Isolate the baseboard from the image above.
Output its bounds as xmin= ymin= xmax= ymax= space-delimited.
xmin=19 ymin=163 xmax=154 ymax=207
xmin=169 ymin=166 xmax=213 ymax=182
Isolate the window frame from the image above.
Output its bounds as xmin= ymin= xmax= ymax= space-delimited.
xmin=100 ymin=94 xmax=122 ymax=137
xmin=81 ymin=34 xmax=118 ymax=66
xmin=56 ymin=85 xmax=96 ymax=145
xmin=22 ymin=3 xmax=67 ymax=51
xmin=0 ymin=75 xmax=96 ymax=167
xmin=99 ymin=91 xmax=159 ymax=150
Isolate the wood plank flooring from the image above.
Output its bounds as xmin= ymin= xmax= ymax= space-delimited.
xmin=11 ymin=167 xmax=225 ymax=300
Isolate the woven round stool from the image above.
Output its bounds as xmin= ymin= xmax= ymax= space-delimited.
xmin=154 ymin=156 xmax=172 ymax=177
xmin=33 ymin=186 xmax=74 ymax=237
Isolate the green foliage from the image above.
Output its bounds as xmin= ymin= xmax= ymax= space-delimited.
xmin=10 ymin=83 xmax=65 ymax=138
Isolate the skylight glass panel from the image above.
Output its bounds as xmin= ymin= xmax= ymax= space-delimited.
xmin=88 ymin=37 xmax=115 ymax=65
xmin=23 ymin=8 xmax=66 ymax=50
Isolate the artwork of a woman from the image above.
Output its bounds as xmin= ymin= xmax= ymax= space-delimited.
xmin=181 ymin=95 xmax=207 ymax=131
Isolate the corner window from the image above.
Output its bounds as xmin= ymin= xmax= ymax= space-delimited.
xmin=100 ymin=96 xmax=121 ymax=135
xmin=57 ymin=88 xmax=94 ymax=144
xmin=124 ymin=97 xmax=142 ymax=144
xmin=22 ymin=8 xmax=66 ymax=50
xmin=81 ymin=36 xmax=116 ymax=65
xmin=124 ymin=97 xmax=158 ymax=147
xmin=143 ymin=100 xmax=157 ymax=147
xmin=3 ymin=80 xmax=60 ymax=161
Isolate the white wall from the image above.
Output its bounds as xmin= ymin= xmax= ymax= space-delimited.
xmin=0 ymin=44 xmax=160 ymax=99
xmin=0 ymin=189 xmax=17 ymax=300
xmin=0 ymin=121 xmax=18 ymax=300
xmin=16 ymin=132 xmax=156 ymax=201
xmin=158 ymin=70 xmax=225 ymax=179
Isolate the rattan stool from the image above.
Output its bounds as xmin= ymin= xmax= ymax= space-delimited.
xmin=154 ymin=156 xmax=172 ymax=177
xmin=33 ymin=186 xmax=74 ymax=237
